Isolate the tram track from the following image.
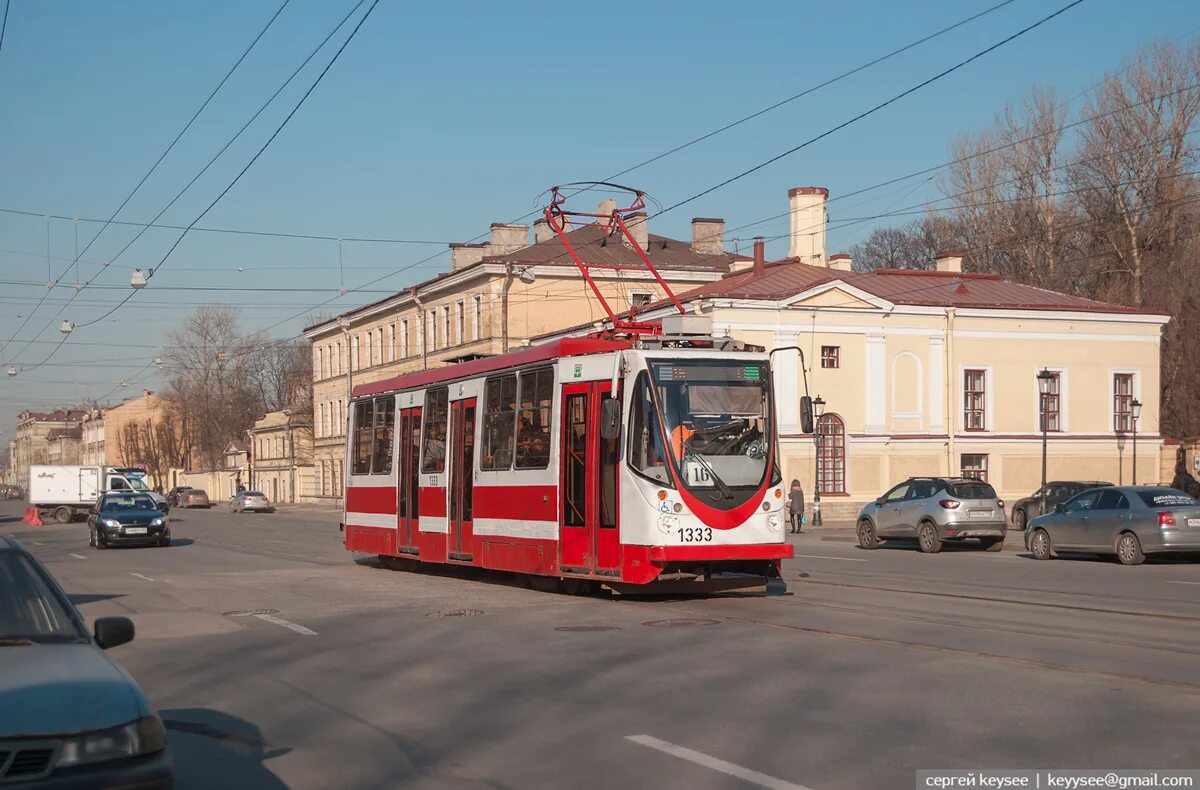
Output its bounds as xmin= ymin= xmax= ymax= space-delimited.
xmin=790 ymin=576 xmax=1200 ymax=623
xmin=628 ymin=595 xmax=1200 ymax=693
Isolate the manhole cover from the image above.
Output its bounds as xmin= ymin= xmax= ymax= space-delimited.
xmin=641 ymin=618 xmax=721 ymax=628
xmin=222 ymin=609 xmax=280 ymax=617
xmin=426 ymin=609 xmax=484 ymax=618
xmin=555 ymin=625 xmax=621 ymax=632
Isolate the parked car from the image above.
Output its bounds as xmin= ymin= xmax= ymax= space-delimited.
xmin=0 ymin=535 xmax=173 ymax=787
xmin=179 ymin=489 xmax=211 ymax=508
xmin=1010 ymin=480 xmax=1113 ymax=530
xmin=166 ymin=486 xmax=192 ymax=507
xmin=2 ymin=484 xmax=23 ymax=500
xmin=231 ymin=490 xmax=274 ymax=513
xmin=1025 ymin=485 xmax=1200 ymax=565
xmin=857 ymin=477 xmax=1007 ymax=553
xmin=88 ymin=492 xmax=171 ymax=549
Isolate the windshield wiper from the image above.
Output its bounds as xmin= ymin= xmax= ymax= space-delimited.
xmin=682 ymin=438 xmax=734 ymax=501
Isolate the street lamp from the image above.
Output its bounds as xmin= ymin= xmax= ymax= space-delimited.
xmin=1131 ymin=398 xmax=1143 ymax=485
xmin=1037 ymin=368 xmax=1055 ymax=517
xmin=812 ymin=395 xmax=826 ymax=528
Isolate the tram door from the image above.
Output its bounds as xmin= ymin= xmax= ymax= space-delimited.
xmin=447 ymin=398 xmax=476 ymax=561
xmin=559 ymin=382 xmax=621 ymax=575
xmin=396 ymin=407 xmax=421 ymax=553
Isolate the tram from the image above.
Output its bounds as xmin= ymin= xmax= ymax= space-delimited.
xmin=340 ymin=185 xmax=805 ymax=592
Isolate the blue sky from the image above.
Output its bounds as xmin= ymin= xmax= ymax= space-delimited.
xmin=1 ymin=0 xmax=1196 ymax=445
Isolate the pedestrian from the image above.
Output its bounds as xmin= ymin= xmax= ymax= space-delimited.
xmin=788 ymin=479 xmax=805 ymax=533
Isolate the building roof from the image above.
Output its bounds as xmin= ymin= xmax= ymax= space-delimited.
xmin=304 ymin=223 xmax=740 ymax=335
xmin=225 ymin=440 xmax=249 ymax=453
xmin=18 ymin=408 xmax=87 ymax=423
xmin=478 ymin=223 xmax=738 ymax=273
xmin=46 ymin=428 xmax=82 ymax=441
xmin=675 ymin=260 xmax=1164 ymax=315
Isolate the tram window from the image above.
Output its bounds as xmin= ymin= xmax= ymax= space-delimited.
xmin=372 ymin=396 xmax=395 ymax=474
xmin=628 ymin=373 xmax=670 ymax=484
xmin=481 ymin=375 xmax=516 ymax=470
xmin=515 ymin=368 xmax=553 ymax=469
xmin=352 ymin=400 xmax=375 ymax=475
xmin=421 ymin=388 xmax=449 ymax=474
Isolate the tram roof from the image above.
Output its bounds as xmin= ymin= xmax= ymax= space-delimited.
xmin=351 ymin=337 xmax=632 ymax=399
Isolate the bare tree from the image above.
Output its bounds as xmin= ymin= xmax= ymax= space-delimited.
xmin=850 ymin=216 xmax=962 ymax=272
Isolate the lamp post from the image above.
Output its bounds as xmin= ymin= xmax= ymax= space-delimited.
xmin=812 ymin=395 xmax=826 ymax=528
xmin=1037 ymin=368 xmax=1054 ymax=517
xmin=1131 ymin=398 xmax=1142 ymax=485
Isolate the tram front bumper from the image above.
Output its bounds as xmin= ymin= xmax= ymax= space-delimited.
xmin=647 ymin=543 xmax=794 ymax=563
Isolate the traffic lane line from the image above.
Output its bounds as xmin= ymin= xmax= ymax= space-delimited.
xmin=793 ymin=554 xmax=867 ymax=562
xmin=69 ymin=553 xmax=87 ymax=560
xmin=131 ymin=573 xmax=156 ymax=582
xmin=1168 ymin=581 xmax=1200 ymax=585
xmin=255 ymin=614 xmax=317 ymax=636
xmin=626 ymin=735 xmax=813 ymax=790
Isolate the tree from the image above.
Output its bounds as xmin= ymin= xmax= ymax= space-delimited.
xmin=850 ymin=216 xmax=962 ymax=272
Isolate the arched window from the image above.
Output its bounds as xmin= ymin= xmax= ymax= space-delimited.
xmin=817 ymin=414 xmax=846 ymax=494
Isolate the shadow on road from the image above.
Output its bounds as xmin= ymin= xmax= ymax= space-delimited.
xmin=68 ymin=592 xmax=127 ymax=605
xmin=162 ymin=708 xmax=288 ymax=790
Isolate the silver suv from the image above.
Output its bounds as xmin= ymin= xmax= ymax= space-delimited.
xmin=856 ymin=477 xmax=1007 ymax=553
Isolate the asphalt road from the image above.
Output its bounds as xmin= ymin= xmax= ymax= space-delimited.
xmin=3 ymin=500 xmax=1199 ymax=790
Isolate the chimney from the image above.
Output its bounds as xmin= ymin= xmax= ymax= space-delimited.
xmin=690 ymin=218 xmax=725 ymax=255
xmin=623 ymin=211 xmax=648 ymax=251
xmin=449 ymin=242 xmax=487 ymax=271
xmin=752 ymin=237 xmax=766 ymax=277
xmin=487 ymin=223 xmax=528 ymax=257
xmin=935 ymin=251 xmax=964 ymax=273
xmin=788 ymin=186 xmax=828 ymax=265
xmin=597 ymin=198 xmax=617 ymax=218
xmin=533 ymin=218 xmax=554 ymax=243
xmin=828 ymin=253 xmax=852 ymax=272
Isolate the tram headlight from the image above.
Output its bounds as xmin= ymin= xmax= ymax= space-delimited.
xmin=767 ymin=514 xmax=782 ymax=532
xmin=658 ymin=514 xmax=678 ymax=534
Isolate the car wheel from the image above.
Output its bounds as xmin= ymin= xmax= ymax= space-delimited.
xmin=856 ymin=519 xmax=880 ymax=549
xmin=88 ymin=527 xmax=95 ymax=548
xmin=917 ymin=522 xmax=942 ymax=554
xmin=980 ymin=537 xmax=1004 ymax=552
xmin=1015 ymin=509 xmax=1027 ymax=531
xmin=54 ymin=506 xmax=72 ymax=524
xmin=1116 ymin=532 xmax=1145 ymax=566
xmin=96 ymin=531 xmax=108 ymax=550
xmin=159 ymin=533 xmax=170 ymax=548
xmin=1030 ymin=528 xmax=1053 ymax=560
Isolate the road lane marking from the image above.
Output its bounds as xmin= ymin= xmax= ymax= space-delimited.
xmin=69 ymin=553 xmax=87 ymax=560
xmin=131 ymin=573 xmax=156 ymax=582
xmin=626 ymin=735 xmax=812 ymax=790
xmin=1168 ymin=581 xmax=1200 ymax=585
xmin=32 ymin=541 xmax=46 ymax=546
xmin=793 ymin=554 xmax=867 ymax=562
xmin=254 ymin=613 xmax=316 ymax=636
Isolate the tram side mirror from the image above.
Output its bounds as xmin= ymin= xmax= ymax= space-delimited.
xmin=600 ymin=398 xmax=622 ymax=440
xmin=800 ymin=395 xmax=814 ymax=434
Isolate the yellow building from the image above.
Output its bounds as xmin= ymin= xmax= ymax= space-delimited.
xmin=304 ymin=208 xmax=739 ymax=502
xmin=247 ymin=409 xmax=314 ymax=504
xmin=563 ymin=187 xmax=1169 ymax=519
xmin=12 ymin=408 xmax=87 ymax=489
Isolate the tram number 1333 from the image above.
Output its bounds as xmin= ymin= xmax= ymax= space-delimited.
xmin=677 ymin=526 xmax=714 ymax=543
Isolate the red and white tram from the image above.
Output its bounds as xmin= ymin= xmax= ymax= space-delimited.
xmin=340 ymin=184 xmax=801 ymax=592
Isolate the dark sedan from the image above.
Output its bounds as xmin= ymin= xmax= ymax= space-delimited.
xmin=1010 ymin=480 xmax=1113 ymax=530
xmin=88 ymin=493 xmax=171 ymax=549
xmin=0 ymin=535 xmax=173 ymax=787
xmin=1026 ymin=486 xmax=1200 ymax=565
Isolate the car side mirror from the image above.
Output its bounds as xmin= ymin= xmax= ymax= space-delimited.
xmin=600 ymin=398 xmax=621 ymax=440
xmin=88 ymin=506 xmax=97 ymax=514
xmin=94 ymin=617 xmax=135 ymax=650
xmin=800 ymin=396 xmax=814 ymax=435
xmin=875 ymin=497 xmax=884 ymax=506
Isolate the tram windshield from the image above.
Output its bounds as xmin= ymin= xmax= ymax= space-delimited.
xmin=630 ymin=359 xmax=777 ymax=509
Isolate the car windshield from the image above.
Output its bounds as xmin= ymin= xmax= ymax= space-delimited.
xmin=948 ymin=482 xmax=997 ymax=499
xmin=104 ymin=493 xmax=159 ymax=511
xmin=0 ymin=552 xmax=87 ymax=643
xmin=126 ymin=477 xmax=150 ymax=491
xmin=632 ymin=359 xmax=775 ymax=510
xmin=1136 ymin=489 xmax=1198 ymax=508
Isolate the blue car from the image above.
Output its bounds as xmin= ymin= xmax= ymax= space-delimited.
xmin=0 ymin=535 xmax=173 ymax=787
xmin=88 ymin=492 xmax=171 ymax=549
